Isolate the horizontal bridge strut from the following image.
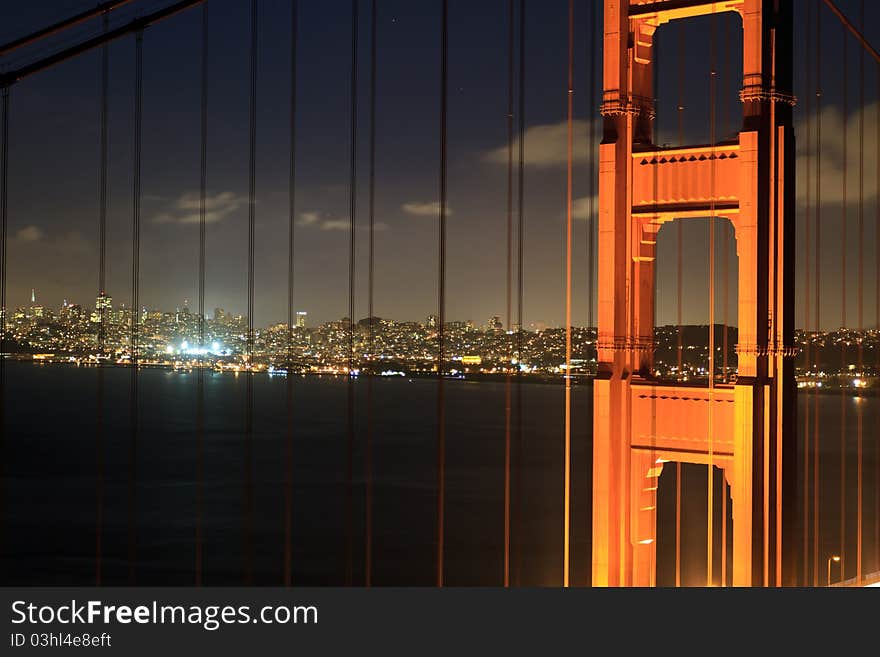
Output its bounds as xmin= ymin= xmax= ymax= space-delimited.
xmin=627 ymin=0 xmax=743 ymax=22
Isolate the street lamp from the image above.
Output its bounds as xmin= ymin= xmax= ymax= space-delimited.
xmin=827 ymin=555 xmax=841 ymax=587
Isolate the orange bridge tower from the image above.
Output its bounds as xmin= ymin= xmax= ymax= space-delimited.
xmin=592 ymin=0 xmax=796 ymax=586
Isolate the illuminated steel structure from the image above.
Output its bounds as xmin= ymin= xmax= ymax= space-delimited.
xmin=593 ymin=0 xmax=796 ymax=586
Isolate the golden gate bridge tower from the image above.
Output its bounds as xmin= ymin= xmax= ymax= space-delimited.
xmin=592 ymin=0 xmax=796 ymax=586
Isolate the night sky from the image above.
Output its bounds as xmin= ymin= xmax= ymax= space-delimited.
xmin=1 ymin=0 xmax=879 ymax=330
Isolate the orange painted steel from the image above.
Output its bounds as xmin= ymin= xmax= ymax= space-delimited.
xmin=593 ymin=0 xmax=796 ymax=587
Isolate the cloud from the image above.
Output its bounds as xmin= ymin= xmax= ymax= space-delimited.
xmin=151 ymin=191 xmax=247 ymax=225
xmin=299 ymin=211 xmax=389 ymax=232
xmin=14 ymin=225 xmax=44 ymax=242
xmin=484 ymin=119 xmax=596 ymax=167
xmin=12 ymin=228 xmax=89 ymax=254
xmin=795 ymin=101 xmax=880 ymax=205
xmin=402 ymin=201 xmax=452 ymax=217
xmin=572 ymin=195 xmax=599 ymax=221
xmin=321 ymin=219 xmax=350 ymax=231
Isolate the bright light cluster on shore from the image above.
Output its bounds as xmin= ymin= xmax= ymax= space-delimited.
xmin=165 ymin=340 xmax=227 ymax=356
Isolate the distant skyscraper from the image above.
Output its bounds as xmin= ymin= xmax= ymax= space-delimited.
xmin=29 ymin=288 xmax=44 ymax=318
xmin=92 ymin=292 xmax=112 ymax=324
xmin=296 ymin=311 xmax=307 ymax=328
xmin=426 ymin=314 xmax=439 ymax=328
xmin=488 ymin=315 xmax=503 ymax=332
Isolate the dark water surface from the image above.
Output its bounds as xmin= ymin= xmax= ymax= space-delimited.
xmin=2 ymin=363 xmax=878 ymax=586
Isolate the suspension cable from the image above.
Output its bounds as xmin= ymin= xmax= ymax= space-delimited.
xmin=244 ymin=0 xmax=257 ymax=586
xmin=95 ymin=9 xmax=110 ymax=587
xmin=436 ymin=0 xmax=448 ymax=588
xmin=345 ymin=0 xmax=359 ymax=588
xmin=803 ymin=0 xmax=814 ymax=587
xmin=674 ymin=20 xmax=685 ymax=589
xmin=839 ymin=21 xmax=848 ymax=583
xmin=503 ymin=0 xmax=514 ymax=589
xmin=284 ymin=0 xmax=298 ymax=588
xmin=563 ymin=0 xmax=573 ymax=590
xmin=821 ymin=0 xmax=880 ymax=65
xmin=128 ymin=29 xmax=143 ymax=585
xmin=676 ymin=19 xmax=684 ymax=377
xmin=365 ymin=0 xmax=376 ymax=588
xmin=875 ymin=50 xmax=880 ymax=580
xmin=0 ymin=0 xmax=207 ymax=88
xmin=813 ymin=0 xmax=822 ymax=585
xmin=720 ymin=10 xmax=731 ymax=587
xmin=586 ymin=0 xmax=596 ymax=587
xmin=513 ymin=0 xmax=525 ymax=587
xmin=0 ymin=0 xmax=135 ymax=57
xmin=707 ymin=8 xmax=717 ymax=589
xmin=0 ymin=86 xmax=9 ymax=568
xmin=195 ymin=0 xmax=208 ymax=587
xmin=856 ymin=0 xmax=865 ymax=585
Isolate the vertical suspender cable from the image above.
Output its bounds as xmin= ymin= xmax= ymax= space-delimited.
xmin=345 ymin=0 xmax=359 ymax=588
xmin=720 ymin=12 xmax=731 ymax=586
xmin=856 ymin=0 xmax=865 ymax=585
xmin=563 ymin=0 xmax=573 ymax=590
xmin=707 ymin=8 xmax=717 ymax=589
xmin=513 ymin=0 xmax=525 ymax=587
xmin=876 ymin=61 xmax=880 ymax=578
xmin=586 ymin=0 xmax=596 ymax=587
xmin=129 ymin=29 xmax=143 ymax=586
xmin=0 ymin=86 xmax=8 ymax=570
xmin=803 ymin=0 xmax=814 ymax=587
xmin=647 ymin=25 xmax=661 ymax=588
xmin=813 ymin=0 xmax=822 ymax=585
xmin=675 ymin=21 xmax=685 ymax=589
xmin=95 ymin=10 xmax=110 ymax=587
xmin=195 ymin=0 xmax=208 ymax=588
xmin=676 ymin=24 xmax=684 ymax=379
xmin=244 ymin=0 xmax=257 ymax=586
xmin=365 ymin=0 xmax=376 ymax=587
xmin=840 ymin=23 xmax=848 ymax=582
xmin=874 ymin=67 xmax=880 ymax=571
xmin=721 ymin=19 xmax=730 ymax=386
xmin=503 ymin=0 xmax=514 ymax=589
xmin=284 ymin=0 xmax=298 ymax=588
xmin=436 ymin=0 xmax=448 ymax=588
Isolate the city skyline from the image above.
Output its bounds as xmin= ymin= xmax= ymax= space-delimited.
xmin=3 ymin=2 xmax=880 ymax=330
